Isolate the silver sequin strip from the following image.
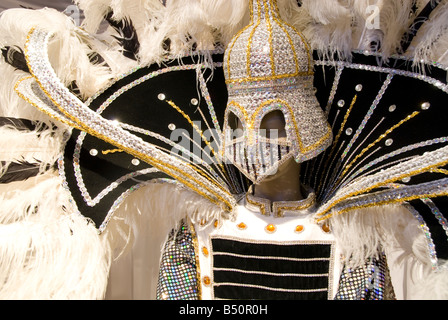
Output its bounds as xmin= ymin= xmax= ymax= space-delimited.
xmin=348 ymin=137 xmax=448 ymax=185
xmin=325 ymin=65 xmax=344 ymax=114
xmin=315 ymin=59 xmax=448 ymax=94
xmin=402 ymin=201 xmax=439 ymax=268
xmin=73 ymin=131 xmax=160 ymax=206
xmin=316 ymin=146 xmax=448 ymax=218
xmin=24 ymin=28 xmax=236 ymax=213
xmin=342 ymin=74 xmax=394 ymax=163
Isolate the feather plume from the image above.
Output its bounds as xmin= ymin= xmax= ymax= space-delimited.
xmin=0 ymin=8 xmax=113 ymax=99
xmin=329 ymin=204 xmax=431 ymax=268
xmin=1 ymin=46 xmax=29 ymax=73
xmin=411 ymin=260 xmax=448 ymax=299
xmin=104 ymin=10 xmax=140 ymax=60
xmin=0 ymin=160 xmax=55 ymax=184
xmin=407 ymin=0 xmax=448 ymax=67
xmin=301 ymin=0 xmax=353 ymax=59
xmin=0 ymin=173 xmax=112 ymax=299
xmin=104 ymin=181 xmax=225 ymax=299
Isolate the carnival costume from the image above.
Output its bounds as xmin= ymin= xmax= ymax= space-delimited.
xmin=0 ymin=0 xmax=448 ymax=299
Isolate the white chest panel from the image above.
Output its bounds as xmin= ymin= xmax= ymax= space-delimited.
xmin=194 ymin=204 xmax=343 ymax=300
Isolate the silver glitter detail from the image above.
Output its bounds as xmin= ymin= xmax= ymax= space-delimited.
xmin=315 ymin=59 xmax=448 ymax=94
xmin=196 ymin=67 xmax=222 ymax=133
xmin=157 ymin=220 xmax=199 ymax=300
xmin=223 ymin=0 xmax=332 ymax=183
xmin=73 ymin=130 xmax=160 ymax=207
xmin=316 ymin=147 xmax=448 ymax=219
xmin=422 ymin=198 xmax=448 ymax=241
xmin=342 ymin=74 xmax=394 ymax=161
xmin=335 ymin=253 xmax=395 ymax=300
xmin=23 ymin=28 xmax=237 ymax=216
xmin=403 ymin=201 xmax=439 ymax=269
xmin=325 ymin=66 xmax=344 ymax=114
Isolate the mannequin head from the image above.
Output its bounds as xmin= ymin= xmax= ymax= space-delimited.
xmin=222 ymin=0 xmax=332 ymax=191
xmin=228 ymin=109 xmax=303 ymax=201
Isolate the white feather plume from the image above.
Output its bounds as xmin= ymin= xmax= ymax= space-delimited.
xmin=407 ymin=0 xmax=448 ymax=67
xmin=0 ymin=8 xmax=113 ymax=99
xmin=329 ymin=204 xmax=432 ymax=268
xmin=0 ymin=174 xmax=111 ymax=299
xmin=103 ymin=181 xmax=225 ymax=299
xmin=301 ymin=0 xmax=353 ymax=59
xmin=411 ymin=260 xmax=448 ymax=299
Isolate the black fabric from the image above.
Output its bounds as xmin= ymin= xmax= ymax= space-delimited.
xmin=211 ymin=238 xmax=332 ymax=300
xmin=307 ymin=52 xmax=448 ymax=262
xmin=61 ymin=54 xmax=235 ymax=228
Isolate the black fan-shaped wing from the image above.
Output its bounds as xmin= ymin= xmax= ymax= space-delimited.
xmin=305 ymin=51 xmax=448 ymax=263
xmin=16 ymin=28 xmax=246 ymax=231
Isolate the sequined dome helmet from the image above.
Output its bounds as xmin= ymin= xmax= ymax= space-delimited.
xmin=222 ymin=0 xmax=333 ymax=184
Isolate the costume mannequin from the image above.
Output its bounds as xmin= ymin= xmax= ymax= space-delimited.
xmin=0 ymin=0 xmax=447 ymax=300
xmin=157 ymin=0 xmax=403 ymax=300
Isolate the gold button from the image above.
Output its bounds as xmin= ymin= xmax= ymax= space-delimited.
xmin=265 ymin=224 xmax=276 ymax=233
xmin=295 ymin=225 xmax=304 ymax=233
xmin=322 ymin=223 xmax=331 ymax=233
xmin=237 ymin=222 xmax=247 ymax=230
xmin=202 ymin=246 xmax=209 ymax=257
xmin=214 ymin=220 xmax=219 ymax=228
xmin=203 ymin=276 xmax=211 ymax=286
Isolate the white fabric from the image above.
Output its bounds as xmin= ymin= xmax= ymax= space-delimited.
xmin=104 ymin=191 xmax=445 ymax=300
xmin=195 ymin=200 xmax=343 ymax=299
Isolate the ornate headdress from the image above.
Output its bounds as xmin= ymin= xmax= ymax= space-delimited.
xmin=222 ymin=0 xmax=332 ymax=184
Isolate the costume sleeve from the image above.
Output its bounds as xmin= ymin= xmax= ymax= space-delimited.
xmin=156 ymin=220 xmax=200 ymax=300
xmin=335 ymin=253 xmax=396 ymax=300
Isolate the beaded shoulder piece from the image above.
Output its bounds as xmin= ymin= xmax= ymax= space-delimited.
xmin=16 ymin=27 xmax=244 ymax=230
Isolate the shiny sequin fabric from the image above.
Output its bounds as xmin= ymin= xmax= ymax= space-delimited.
xmin=157 ymin=220 xmax=199 ymax=300
xmin=335 ymin=253 xmax=396 ymax=300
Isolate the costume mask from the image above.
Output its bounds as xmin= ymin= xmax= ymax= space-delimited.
xmin=222 ymin=0 xmax=332 ymax=184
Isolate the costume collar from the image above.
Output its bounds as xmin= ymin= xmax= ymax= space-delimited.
xmin=245 ymin=185 xmax=316 ymax=218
